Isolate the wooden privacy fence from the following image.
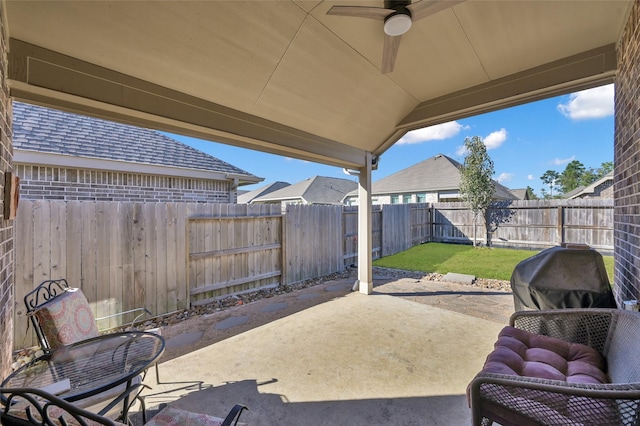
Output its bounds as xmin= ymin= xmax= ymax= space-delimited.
xmin=13 ymin=198 xmax=613 ymax=350
xmin=433 ymin=199 xmax=614 ymax=252
xmin=188 ymin=207 xmax=283 ymax=306
xmin=14 ymin=200 xmax=281 ymax=350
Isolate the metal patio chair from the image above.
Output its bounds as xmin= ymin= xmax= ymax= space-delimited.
xmin=24 ymin=279 xmax=152 ymax=351
xmin=24 ymin=278 xmax=161 ymax=381
xmin=1 ymin=388 xmax=248 ymax=426
xmin=22 ymin=279 xmax=155 ymax=422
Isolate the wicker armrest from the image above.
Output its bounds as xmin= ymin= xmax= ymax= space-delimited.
xmin=469 ymin=372 xmax=640 ymax=426
xmin=509 ymin=308 xmax=615 ymax=353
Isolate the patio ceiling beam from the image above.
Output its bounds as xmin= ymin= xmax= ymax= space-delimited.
xmin=375 ymin=43 xmax=617 ymax=156
xmin=7 ymin=39 xmax=368 ymax=170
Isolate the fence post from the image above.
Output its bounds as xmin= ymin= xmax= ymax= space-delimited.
xmin=557 ymin=205 xmax=564 ymax=245
xmin=429 ymin=205 xmax=434 ymax=242
xmin=281 ymin=207 xmax=287 ymax=286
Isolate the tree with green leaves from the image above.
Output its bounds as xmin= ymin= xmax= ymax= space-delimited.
xmin=459 ymin=136 xmax=495 ymax=247
xmin=559 ymin=160 xmax=586 ymax=193
xmin=525 ymin=186 xmax=538 ymax=200
xmin=540 ymin=170 xmax=560 ymax=198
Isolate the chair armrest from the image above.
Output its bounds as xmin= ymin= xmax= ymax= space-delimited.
xmin=221 ymin=404 xmax=249 ymax=426
xmin=471 ymin=372 xmax=640 ymax=400
xmin=0 ymin=387 xmax=126 ymax=426
xmin=509 ymin=308 xmax=615 ymax=353
xmin=469 ymin=372 xmax=640 ymax=426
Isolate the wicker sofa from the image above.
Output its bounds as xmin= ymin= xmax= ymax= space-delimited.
xmin=468 ymin=308 xmax=640 ymax=426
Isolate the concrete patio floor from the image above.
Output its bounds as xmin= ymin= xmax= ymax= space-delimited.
xmin=134 ymin=275 xmax=514 ymax=425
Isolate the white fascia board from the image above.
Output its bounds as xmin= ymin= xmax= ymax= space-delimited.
xmin=14 ymin=150 xmax=262 ymax=183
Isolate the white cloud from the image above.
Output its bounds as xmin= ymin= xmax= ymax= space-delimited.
xmin=397 ymin=121 xmax=464 ymax=144
xmin=527 ymin=175 xmax=535 ymax=180
xmin=456 ymin=128 xmax=508 ymax=156
xmin=484 ymin=128 xmax=508 ymax=150
xmin=455 ymin=144 xmax=467 ymax=156
xmin=557 ymin=84 xmax=614 ymax=120
xmin=553 ymin=156 xmax=575 ymax=166
xmin=496 ymin=172 xmax=514 ymax=183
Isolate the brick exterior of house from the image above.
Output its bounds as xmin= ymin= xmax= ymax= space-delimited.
xmin=614 ymin=0 xmax=640 ymax=306
xmin=15 ymin=165 xmax=235 ymax=203
xmin=587 ymin=179 xmax=614 ymax=199
xmin=0 ymin=3 xmax=14 ymax=380
xmin=10 ymin=102 xmax=262 ymax=204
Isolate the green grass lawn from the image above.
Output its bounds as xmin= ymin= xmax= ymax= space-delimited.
xmin=373 ymin=242 xmax=615 ymax=282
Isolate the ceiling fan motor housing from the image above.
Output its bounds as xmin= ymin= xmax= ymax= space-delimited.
xmin=384 ymin=7 xmax=413 ymax=36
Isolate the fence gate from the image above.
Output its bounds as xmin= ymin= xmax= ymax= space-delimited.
xmin=187 ymin=210 xmax=283 ymax=306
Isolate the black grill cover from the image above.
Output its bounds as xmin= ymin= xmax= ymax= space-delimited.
xmin=510 ymin=246 xmax=617 ymax=311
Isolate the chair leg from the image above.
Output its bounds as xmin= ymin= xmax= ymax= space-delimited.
xmin=138 ymin=395 xmax=147 ymax=424
xmin=155 ymin=362 xmax=160 ymax=384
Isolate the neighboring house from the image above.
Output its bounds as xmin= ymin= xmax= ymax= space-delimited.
xmin=509 ymin=188 xmax=531 ymax=200
xmin=565 ymin=172 xmax=614 ymax=200
xmin=238 ymin=181 xmax=291 ymax=204
xmin=250 ymin=176 xmax=357 ymax=208
xmin=12 ymin=102 xmax=262 ymax=203
xmin=343 ymin=154 xmax=516 ymax=206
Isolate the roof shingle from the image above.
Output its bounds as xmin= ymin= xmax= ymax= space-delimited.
xmin=13 ymin=102 xmax=257 ymax=178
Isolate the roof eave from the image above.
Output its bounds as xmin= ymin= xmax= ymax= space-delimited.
xmin=14 ymin=149 xmax=261 ymax=183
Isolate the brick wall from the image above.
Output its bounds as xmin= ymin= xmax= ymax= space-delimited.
xmin=15 ymin=164 xmax=236 ymax=203
xmin=614 ymin=0 xmax=640 ymax=305
xmin=0 ymin=1 xmax=14 ymax=380
xmin=578 ymin=179 xmax=613 ymax=199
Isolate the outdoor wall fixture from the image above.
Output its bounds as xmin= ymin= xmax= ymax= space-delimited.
xmin=3 ymin=172 xmax=19 ymax=220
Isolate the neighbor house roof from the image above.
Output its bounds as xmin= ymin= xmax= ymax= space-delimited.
xmin=253 ymin=176 xmax=357 ymax=205
xmin=565 ymin=171 xmax=614 ymax=199
xmin=12 ymin=102 xmax=262 ymax=185
xmin=238 ymin=181 xmax=291 ymax=204
xmin=345 ymin=154 xmax=515 ymax=200
xmin=509 ymin=188 xmax=531 ymax=200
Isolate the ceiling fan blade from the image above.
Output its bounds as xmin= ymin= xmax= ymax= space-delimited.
xmin=381 ymin=34 xmax=402 ymax=74
xmin=407 ymin=0 xmax=465 ymax=22
xmin=327 ymin=6 xmax=394 ymax=20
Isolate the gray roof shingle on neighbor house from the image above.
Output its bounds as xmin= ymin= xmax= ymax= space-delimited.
xmin=237 ymin=181 xmax=291 ymax=204
xmin=345 ymin=153 xmax=515 ymax=200
xmin=509 ymin=188 xmax=530 ymax=200
xmin=12 ymin=102 xmax=258 ymax=178
xmin=254 ymin=176 xmax=358 ymax=205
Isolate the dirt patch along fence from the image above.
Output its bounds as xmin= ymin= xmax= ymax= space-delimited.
xmin=13 ymin=198 xmax=612 ymax=350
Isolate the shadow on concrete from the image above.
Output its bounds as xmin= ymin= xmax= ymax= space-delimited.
xmin=375 ymin=290 xmax=512 ymax=297
xmin=141 ymin=379 xmax=471 ymax=426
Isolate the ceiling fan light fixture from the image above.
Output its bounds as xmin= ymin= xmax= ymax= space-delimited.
xmin=384 ymin=12 xmax=412 ymax=36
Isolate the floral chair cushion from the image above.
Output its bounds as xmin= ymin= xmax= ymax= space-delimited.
xmin=33 ymin=288 xmax=100 ymax=349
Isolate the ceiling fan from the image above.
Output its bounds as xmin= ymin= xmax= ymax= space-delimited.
xmin=327 ymin=0 xmax=464 ymax=74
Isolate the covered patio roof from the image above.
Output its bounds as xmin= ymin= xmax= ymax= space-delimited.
xmin=4 ymin=0 xmax=629 ymax=170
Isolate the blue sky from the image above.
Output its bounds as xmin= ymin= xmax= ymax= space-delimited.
xmin=171 ymin=84 xmax=614 ymax=197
